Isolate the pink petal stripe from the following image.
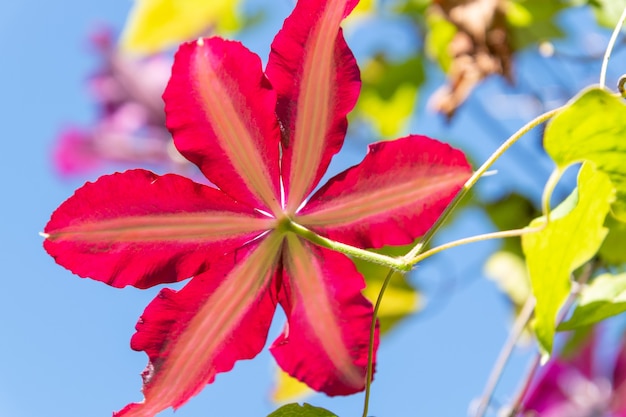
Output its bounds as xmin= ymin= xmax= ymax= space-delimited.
xmin=44 ymin=170 xmax=272 ymax=288
xmin=296 ymin=135 xmax=472 ymax=248
xmin=271 ymin=235 xmax=377 ymax=395
xmin=267 ymin=0 xmax=360 ymax=212
xmin=165 ymin=38 xmax=282 ymax=213
xmin=115 ymin=232 xmax=284 ymax=417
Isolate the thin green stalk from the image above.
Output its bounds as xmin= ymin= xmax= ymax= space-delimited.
xmin=541 ymin=168 xmax=563 ymax=223
xmin=600 ymin=5 xmax=626 ymax=88
xmin=362 ymin=268 xmax=396 ymax=417
xmin=404 ymin=106 xmax=563 ymax=262
xmin=408 ymin=226 xmax=543 ymax=267
xmin=285 ymin=221 xmax=410 ymax=272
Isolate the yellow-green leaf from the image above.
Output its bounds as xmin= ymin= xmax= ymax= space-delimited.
xmin=485 ymin=251 xmax=534 ymax=343
xmin=120 ymin=0 xmax=241 ymax=54
xmin=485 ymin=251 xmax=531 ymax=308
xmin=544 ymin=87 xmax=626 ymax=220
xmin=359 ymin=85 xmax=417 ymax=138
xmin=589 ymin=0 xmax=626 ymax=28
xmin=522 ymin=163 xmax=614 ymax=358
xmin=558 ymin=272 xmax=626 ymax=331
xmin=424 ymin=10 xmax=457 ymax=72
xmin=272 ymin=370 xmax=312 ymax=405
xmin=599 ymin=214 xmax=626 ymax=265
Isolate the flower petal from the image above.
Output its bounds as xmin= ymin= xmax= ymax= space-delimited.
xmin=271 ymin=234 xmax=377 ymax=395
xmin=44 ymin=169 xmax=273 ymax=288
xmin=115 ymin=232 xmax=284 ymax=416
xmin=266 ymin=0 xmax=360 ymax=212
xmin=165 ymin=38 xmax=282 ymax=213
xmin=296 ymin=135 xmax=472 ymax=248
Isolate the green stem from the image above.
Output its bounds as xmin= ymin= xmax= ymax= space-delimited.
xmin=600 ymin=5 xmax=626 ymax=89
xmin=285 ymin=221 xmax=411 ymax=272
xmin=541 ymin=168 xmax=563 ymax=223
xmin=408 ymin=226 xmax=543 ymax=267
xmin=361 ymin=268 xmax=396 ymax=417
xmin=404 ymin=106 xmax=563 ymax=262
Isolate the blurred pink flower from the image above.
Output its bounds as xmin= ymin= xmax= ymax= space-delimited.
xmin=53 ymin=28 xmax=191 ymax=176
xmin=520 ymin=333 xmax=626 ymax=417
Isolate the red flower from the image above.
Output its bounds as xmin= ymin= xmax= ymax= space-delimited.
xmin=43 ymin=0 xmax=471 ymax=415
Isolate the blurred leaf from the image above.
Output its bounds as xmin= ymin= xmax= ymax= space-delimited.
xmin=120 ymin=0 xmax=241 ymax=54
xmin=361 ymin=55 xmax=424 ymax=100
xmin=559 ymin=273 xmax=626 ymax=330
xmin=504 ymin=0 xmax=566 ymax=49
xmin=359 ymin=85 xmax=417 ymax=138
xmin=272 ymin=244 xmax=420 ymax=403
xmin=522 ymin=163 xmax=613 ymax=358
xmin=587 ymin=0 xmax=626 ymax=28
xmin=355 ymin=244 xmax=421 ymax=335
xmin=599 ymin=214 xmax=626 ymax=265
xmin=544 ymin=87 xmax=626 ymax=221
xmin=484 ymin=194 xmax=539 ymax=255
xmin=267 ymin=403 xmax=337 ymax=417
xmin=272 ymin=370 xmax=312 ymax=405
xmin=353 ymin=0 xmax=376 ymax=16
xmin=485 ymin=251 xmax=531 ymax=308
xmin=359 ymin=55 xmax=424 ymax=137
xmin=485 ymin=251 xmax=533 ymax=342
xmin=424 ymin=10 xmax=457 ymax=72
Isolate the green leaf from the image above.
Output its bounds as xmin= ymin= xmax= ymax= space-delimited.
xmin=522 ymin=163 xmax=614 ymax=357
xmin=424 ymin=11 xmax=457 ymax=72
xmin=558 ymin=273 xmax=626 ymax=331
xmin=267 ymin=403 xmax=338 ymax=417
xmin=599 ymin=214 xmax=626 ymax=264
xmin=544 ymin=87 xmax=626 ymax=220
xmin=120 ymin=0 xmax=241 ymax=54
xmin=358 ymin=55 xmax=424 ymax=137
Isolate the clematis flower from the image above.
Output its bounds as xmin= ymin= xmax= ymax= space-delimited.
xmin=43 ymin=0 xmax=471 ymax=415
xmin=519 ymin=332 xmax=626 ymax=417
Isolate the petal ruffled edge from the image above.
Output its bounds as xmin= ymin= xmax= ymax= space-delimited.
xmin=44 ymin=169 xmax=272 ymax=288
xmin=271 ymin=235 xmax=378 ymax=395
xmin=297 ymin=135 xmax=472 ymax=248
xmin=115 ymin=232 xmax=284 ymax=416
xmin=165 ymin=38 xmax=282 ymax=213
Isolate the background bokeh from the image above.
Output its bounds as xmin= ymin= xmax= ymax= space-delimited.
xmin=2 ymin=1 xmax=624 ymax=416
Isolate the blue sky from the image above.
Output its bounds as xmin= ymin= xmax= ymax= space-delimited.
xmin=1 ymin=1 xmax=622 ymax=417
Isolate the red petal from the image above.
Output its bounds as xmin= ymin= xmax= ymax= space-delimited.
xmin=165 ymin=38 xmax=282 ymax=213
xmin=297 ymin=135 xmax=472 ymax=248
xmin=44 ymin=169 xmax=273 ymax=288
xmin=266 ymin=0 xmax=360 ymax=212
xmin=271 ymin=235 xmax=377 ymax=395
xmin=115 ymin=232 xmax=284 ymax=416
